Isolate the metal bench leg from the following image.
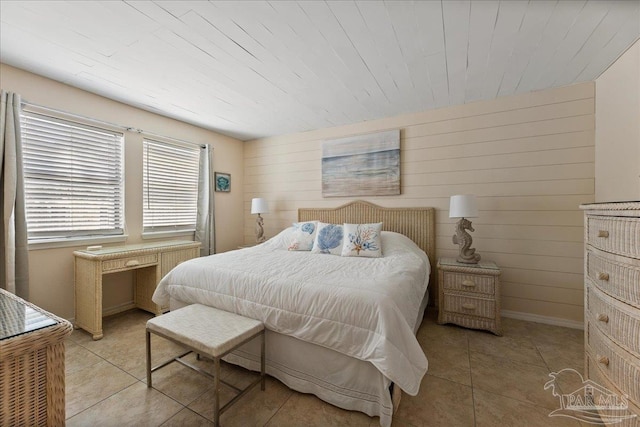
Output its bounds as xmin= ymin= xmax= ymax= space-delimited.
xmin=214 ymin=357 xmax=221 ymax=427
xmin=146 ymin=329 xmax=152 ymax=388
xmin=261 ymin=331 xmax=266 ymax=391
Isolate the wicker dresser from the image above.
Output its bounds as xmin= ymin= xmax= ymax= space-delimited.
xmin=0 ymin=289 xmax=73 ymax=426
xmin=581 ymin=202 xmax=640 ymax=425
xmin=437 ymin=258 xmax=502 ymax=335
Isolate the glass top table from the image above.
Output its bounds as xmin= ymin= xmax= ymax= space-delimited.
xmin=438 ymin=257 xmax=500 ymax=270
xmin=0 ymin=291 xmax=57 ymax=340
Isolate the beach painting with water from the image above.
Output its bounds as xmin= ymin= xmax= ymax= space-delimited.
xmin=322 ymin=129 xmax=400 ymax=197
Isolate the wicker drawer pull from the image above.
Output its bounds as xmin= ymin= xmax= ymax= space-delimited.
xmin=461 ymin=280 xmax=476 ymax=288
xmin=598 ymin=272 xmax=610 ymax=281
xmin=125 ymin=260 xmax=140 ymax=267
xmin=597 ymin=230 xmax=609 ymax=238
xmin=597 ymin=355 xmax=610 ymax=366
xmin=461 ymin=303 xmax=476 ymax=311
xmin=597 ymin=313 xmax=609 ymax=323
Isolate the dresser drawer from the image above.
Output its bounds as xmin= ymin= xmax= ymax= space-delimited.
xmin=586 ymin=355 xmax=640 ymax=426
xmin=586 ymin=215 xmax=640 ymax=259
xmin=102 ymin=254 xmax=158 ymax=272
xmin=442 ymin=272 xmax=495 ymax=295
xmin=586 ymin=282 xmax=640 ymax=359
xmin=587 ymin=247 xmax=640 ymax=309
xmin=587 ymin=322 xmax=640 ymax=407
xmin=442 ymin=293 xmax=496 ymax=320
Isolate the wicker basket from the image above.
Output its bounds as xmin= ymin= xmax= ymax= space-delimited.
xmin=0 ymin=289 xmax=73 ymax=427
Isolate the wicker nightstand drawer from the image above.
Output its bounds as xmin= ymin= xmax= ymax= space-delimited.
xmin=442 ymin=272 xmax=495 ymax=295
xmin=442 ymin=293 xmax=496 ymax=319
xmin=437 ymin=258 xmax=502 ymax=335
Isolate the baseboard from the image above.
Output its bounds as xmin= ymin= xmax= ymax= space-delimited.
xmin=66 ymin=302 xmax=137 ymax=327
xmin=501 ymin=309 xmax=584 ymax=330
xmin=103 ymin=302 xmax=137 ymax=317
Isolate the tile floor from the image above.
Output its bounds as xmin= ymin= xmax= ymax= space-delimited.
xmin=65 ymin=309 xmax=586 ymax=426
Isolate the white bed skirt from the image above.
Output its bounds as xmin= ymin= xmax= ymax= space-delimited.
xmin=171 ymin=293 xmax=429 ymax=427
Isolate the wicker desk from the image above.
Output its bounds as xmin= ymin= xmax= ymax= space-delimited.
xmin=0 ymin=289 xmax=73 ymax=427
xmin=74 ymin=240 xmax=200 ymax=340
xmin=437 ymin=258 xmax=502 ymax=335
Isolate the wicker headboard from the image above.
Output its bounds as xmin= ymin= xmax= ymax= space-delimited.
xmin=298 ymin=200 xmax=436 ymax=291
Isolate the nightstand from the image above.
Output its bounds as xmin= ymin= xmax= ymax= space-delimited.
xmin=437 ymin=257 xmax=502 ymax=335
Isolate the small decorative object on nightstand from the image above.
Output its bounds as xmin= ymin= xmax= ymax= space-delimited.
xmin=449 ymin=194 xmax=481 ymax=264
xmin=437 ymin=257 xmax=502 ymax=335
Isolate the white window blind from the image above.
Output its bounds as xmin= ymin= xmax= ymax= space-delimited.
xmin=143 ymin=139 xmax=200 ymax=233
xmin=20 ymin=111 xmax=124 ymax=241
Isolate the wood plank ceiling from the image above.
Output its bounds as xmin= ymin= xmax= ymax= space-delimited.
xmin=1 ymin=0 xmax=638 ymax=141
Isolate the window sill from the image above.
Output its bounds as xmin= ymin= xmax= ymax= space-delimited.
xmin=142 ymin=230 xmax=195 ymax=240
xmin=28 ymin=235 xmax=128 ymax=251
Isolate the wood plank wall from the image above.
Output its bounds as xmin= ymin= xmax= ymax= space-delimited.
xmin=243 ymin=82 xmax=595 ymax=324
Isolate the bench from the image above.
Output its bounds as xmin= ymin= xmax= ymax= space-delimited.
xmin=146 ymin=304 xmax=265 ymax=426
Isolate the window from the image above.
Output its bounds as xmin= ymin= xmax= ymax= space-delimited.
xmin=21 ymin=109 xmax=124 ymax=242
xmin=143 ymin=139 xmax=200 ymax=234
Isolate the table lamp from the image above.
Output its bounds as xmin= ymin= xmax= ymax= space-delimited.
xmin=449 ymin=194 xmax=481 ymax=264
xmin=251 ymin=198 xmax=269 ymax=243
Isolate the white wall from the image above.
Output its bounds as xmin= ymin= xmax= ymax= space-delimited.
xmin=0 ymin=63 xmax=245 ymax=319
xmin=595 ymin=39 xmax=640 ymax=202
xmin=244 ymin=83 xmax=595 ymax=325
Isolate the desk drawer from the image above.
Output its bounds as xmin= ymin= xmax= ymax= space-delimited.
xmin=442 ymin=293 xmax=496 ymax=320
xmin=442 ymin=272 xmax=495 ymax=295
xmin=102 ymin=254 xmax=158 ymax=272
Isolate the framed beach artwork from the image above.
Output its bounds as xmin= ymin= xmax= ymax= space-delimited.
xmin=214 ymin=172 xmax=231 ymax=192
xmin=322 ymin=129 xmax=400 ymax=197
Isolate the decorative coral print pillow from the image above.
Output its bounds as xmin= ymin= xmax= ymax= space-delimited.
xmin=288 ymin=221 xmax=318 ymax=251
xmin=341 ymin=223 xmax=383 ymax=258
xmin=311 ymin=222 xmax=344 ymax=255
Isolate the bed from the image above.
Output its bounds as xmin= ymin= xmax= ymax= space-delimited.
xmin=153 ymin=200 xmax=436 ymax=426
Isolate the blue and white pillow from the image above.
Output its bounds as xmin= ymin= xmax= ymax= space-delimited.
xmin=311 ymin=222 xmax=344 ymax=255
xmin=288 ymin=221 xmax=318 ymax=251
xmin=341 ymin=223 xmax=383 ymax=258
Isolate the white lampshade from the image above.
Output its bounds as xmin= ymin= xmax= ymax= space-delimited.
xmin=251 ymin=198 xmax=269 ymax=214
xmin=449 ymin=195 xmax=478 ymax=218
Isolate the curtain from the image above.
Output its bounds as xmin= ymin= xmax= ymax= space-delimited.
xmin=195 ymin=145 xmax=215 ymax=256
xmin=0 ymin=90 xmax=29 ymax=298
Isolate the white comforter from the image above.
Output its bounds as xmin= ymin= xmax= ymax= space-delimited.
xmin=153 ymin=230 xmax=430 ymax=395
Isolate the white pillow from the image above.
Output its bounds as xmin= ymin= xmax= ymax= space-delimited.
xmin=341 ymin=223 xmax=383 ymax=258
xmin=311 ymin=222 xmax=344 ymax=255
xmin=288 ymin=221 xmax=318 ymax=251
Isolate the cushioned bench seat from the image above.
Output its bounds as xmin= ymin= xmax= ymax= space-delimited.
xmin=146 ymin=304 xmax=265 ymax=426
